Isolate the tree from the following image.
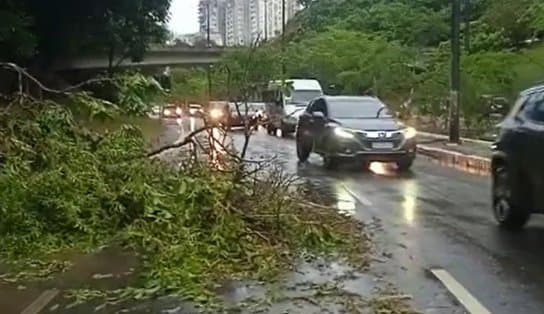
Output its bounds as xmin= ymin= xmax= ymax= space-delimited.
xmin=340 ymin=2 xmax=449 ymax=46
xmin=0 ymin=0 xmax=171 ymax=70
xmin=526 ymin=1 xmax=544 ymax=37
xmin=283 ymin=29 xmax=416 ymax=103
xmin=0 ymin=2 xmax=36 ymax=63
xmin=481 ymin=0 xmax=535 ymax=47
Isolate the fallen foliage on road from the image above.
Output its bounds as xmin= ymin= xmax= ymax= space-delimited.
xmin=0 ymin=94 xmax=373 ymax=310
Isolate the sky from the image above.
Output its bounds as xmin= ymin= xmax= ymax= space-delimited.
xmin=169 ymin=0 xmax=199 ymax=35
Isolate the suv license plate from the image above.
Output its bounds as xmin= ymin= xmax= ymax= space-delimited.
xmin=372 ymin=142 xmax=394 ymax=149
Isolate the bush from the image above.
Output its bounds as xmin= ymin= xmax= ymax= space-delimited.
xmin=0 ymin=97 xmax=370 ymax=305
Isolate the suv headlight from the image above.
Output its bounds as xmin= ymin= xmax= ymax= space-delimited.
xmin=210 ymin=108 xmax=224 ymax=119
xmin=334 ymin=127 xmax=355 ymax=139
xmin=402 ymin=127 xmax=417 ymax=139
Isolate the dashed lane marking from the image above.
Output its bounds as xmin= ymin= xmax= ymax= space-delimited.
xmin=21 ymin=289 xmax=59 ymax=314
xmin=341 ymin=184 xmax=373 ymax=206
xmin=431 ymin=269 xmax=491 ymax=314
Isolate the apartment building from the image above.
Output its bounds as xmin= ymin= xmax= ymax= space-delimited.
xmin=198 ymin=0 xmax=227 ymax=46
xmin=262 ymin=0 xmax=300 ymax=40
xmin=202 ymin=0 xmax=301 ymax=47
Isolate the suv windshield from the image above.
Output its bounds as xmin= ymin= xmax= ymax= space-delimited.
xmin=289 ymin=90 xmax=322 ymax=106
xmin=329 ymin=99 xmax=393 ymax=119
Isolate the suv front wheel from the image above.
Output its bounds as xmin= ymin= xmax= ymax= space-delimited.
xmin=492 ymin=163 xmax=530 ymax=230
xmin=296 ymin=134 xmax=312 ymax=162
xmin=396 ymin=157 xmax=414 ymax=172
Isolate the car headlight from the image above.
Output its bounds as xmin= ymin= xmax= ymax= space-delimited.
xmin=175 ymin=107 xmax=182 ymax=115
xmin=163 ymin=109 xmax=171 ymax=116
xmin=333 ymin=127 xmax=355 ymax=139
xmin=402 ymin=127 xmax=417 ymax=139
xmin=210 ymin=108 xmax=224 ymax=119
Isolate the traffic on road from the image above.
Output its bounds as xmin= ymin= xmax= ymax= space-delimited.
xmin=159 ymin=80 xmax=544 ymax=314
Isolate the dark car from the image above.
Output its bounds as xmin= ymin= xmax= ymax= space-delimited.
xmin=491 ymin=84 xmax=544 ymax=229
xmin=295 ymin=96 xmax=417 ymax=170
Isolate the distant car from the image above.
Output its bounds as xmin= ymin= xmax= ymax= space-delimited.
xmin=160 ymin=104 xmax=183 ymax=118
xmin=227 ymin=102 xmax=266 ymax=128
xmin=188 ymin=103 xmax=203 ymax=117
xmin=206 ymin=101 xmax=230 ymax=126
xmin=491 ymin=84 xmax=544 ymax=230
xmin=295 ymin=96 xmax=417 ymax=170
xmin=265 ymin=79 xmax=324 ymax=137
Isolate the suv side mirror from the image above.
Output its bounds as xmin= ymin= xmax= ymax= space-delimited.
xmin=312 ymin=111 xmax=325 ymax=119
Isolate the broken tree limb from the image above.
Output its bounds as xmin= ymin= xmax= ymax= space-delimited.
xmin=146 ymin=125 xmax=211 ymax=158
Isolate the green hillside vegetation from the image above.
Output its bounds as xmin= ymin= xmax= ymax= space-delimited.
xmin=182 ymin=0 xmax=543 ymax=136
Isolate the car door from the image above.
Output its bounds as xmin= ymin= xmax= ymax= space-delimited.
xmin=310 ymin=98 xmax=329 ymax=152
xmin=297 ymin=100 xmax=314 ymax=138
xmin=519 ymin=90 xmax=544 ymax=209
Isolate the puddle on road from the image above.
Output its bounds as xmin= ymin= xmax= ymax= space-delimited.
xmin=0 ymin=284 xmax=46 ymax=314
xmin=214 ymin=259 xmax=377 ymax=314
xmin=0 ymin=246 xmax=141 ymax=314
xmin=59 ymin=259 xmax=377 ymax=314
xmin=51 ymin=246 xmax=140 ymax=291
xmin=335 ymin=183 xmax=357 ymax=216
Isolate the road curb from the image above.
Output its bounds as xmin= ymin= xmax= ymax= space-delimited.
xmin=417 ymin=131 xmax=493 ymax=145
xmin=417 ymin=144 xmax=491 ymax=175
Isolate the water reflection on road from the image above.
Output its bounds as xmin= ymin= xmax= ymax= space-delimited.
xmin=152 ymin=117 xmax=544 ymax=314
xmin=401 ymin=181 xmax=418 ymax=226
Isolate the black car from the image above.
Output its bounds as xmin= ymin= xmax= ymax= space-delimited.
xmin=296 ymin=96 xmax=417 ymax=170
xmin=491 ymin=84 xmax=544 ymax=229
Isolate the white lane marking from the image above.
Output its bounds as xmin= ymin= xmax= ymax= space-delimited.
xmin=431 ymin=269 xmax=491 ymax=314
xmin=21 ymin=289 xmax=59 ymax=314
xmin=341 ymin=184 xmax=372 ymax=206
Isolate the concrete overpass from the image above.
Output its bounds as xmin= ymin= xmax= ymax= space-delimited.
xmin=54 ymin=47 xmax=227 ymax=71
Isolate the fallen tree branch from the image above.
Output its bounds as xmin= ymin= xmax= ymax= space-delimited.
xmin=374 ymin=294 xmax=413 ymax=302
xmin=146 ymin=125 xmax=211 ymax=158
xmin=1 ymin=63 xmax=112 ymax=95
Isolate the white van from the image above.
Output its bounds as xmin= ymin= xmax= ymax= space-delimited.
xmin=264 ymin=79 xmax=323 ymax=136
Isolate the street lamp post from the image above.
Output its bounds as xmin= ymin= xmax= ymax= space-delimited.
xmin=206 ymin=1 xmax=211 ymax=46
xmin=264 ymin=0 xmax=268 ymax=41
xmin=449 ymin=0 xmax=461 ymax=143
xmin=464 ymin=0 xmax=470 ymax=52
xmin=281 ymin=0 xmax=286 ymax=76
xmin=207 ymin=0 xmax=212 ymax=100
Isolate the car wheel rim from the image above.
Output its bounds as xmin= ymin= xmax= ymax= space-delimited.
xmin=493 ymin=167 xmax=511 ymax=221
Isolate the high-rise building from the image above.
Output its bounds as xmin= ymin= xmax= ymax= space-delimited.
xmin=203 ymin=0 xmax=301 ymax=47
xmin=262 ymin=0 xmax=300 ymax=41
xmin=198 ymin=0 xmax=227 ymax=46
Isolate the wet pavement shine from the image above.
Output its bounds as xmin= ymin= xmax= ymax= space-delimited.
xmin=229 ymin=128 xmax=544 ymax=314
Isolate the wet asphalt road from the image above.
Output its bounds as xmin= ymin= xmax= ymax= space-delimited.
xmin=230 ymin=128 xmax=544 ymax=314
